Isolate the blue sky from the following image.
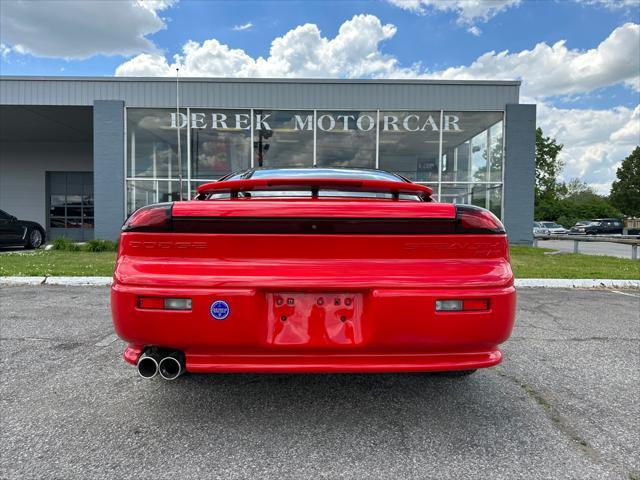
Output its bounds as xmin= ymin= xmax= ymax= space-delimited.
xmin=1 ymin=0 xmax=639 ymax=192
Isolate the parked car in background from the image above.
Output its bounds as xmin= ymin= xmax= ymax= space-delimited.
xmin=0 ymin=209 xmax=46 ymax=249
xmin=533 ymin=222 xmax=550 ymax=238
xmin=570 ymin=218 xmax=624 ymax=235
xmin=573 ymin=220 xmax=591 ymax=227
xmin=539 ymin=221 xmax=568 ymax=234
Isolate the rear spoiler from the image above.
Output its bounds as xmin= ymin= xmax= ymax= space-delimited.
xmin=196 ymin=178 xmax=433 ymax=200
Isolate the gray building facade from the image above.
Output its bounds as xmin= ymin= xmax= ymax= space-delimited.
xmin=0 ymin=76 xmax=536 ymax=243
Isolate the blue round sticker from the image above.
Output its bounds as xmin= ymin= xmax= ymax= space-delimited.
xmin=210 ymin=300 xmax=230 ymax=320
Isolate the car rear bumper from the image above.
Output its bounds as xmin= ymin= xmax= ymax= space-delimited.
xmin=122 ymin=344 xmax=502 ymax=372
xmin=112 ymin=283 xmax=516 ymax=373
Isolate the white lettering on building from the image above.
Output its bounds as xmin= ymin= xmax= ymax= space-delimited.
xmin=191 ymin=112 xmax=207 ymax=129
xmin=210 ymin=113 xmax=228 ymax=129
xmin=383 ymin=115 xmax=399 ymax=131
xmin=356 ymin=114 xmax=375 ymax=132
xmin=317 ymin=114 xmax=336 ymax=131
xmin=294 ymin=114 xmax=313 ymax=130
xmin=235 ymin=113 xmax=251 ymax=130
xmin=444 ymin=114 xmax=460 ymax=131
xmin=172 ymin=112 xmax=463 ymax=132
xmin=337 ymin=115 xmax=355 ymax=131
xmin=421 ymin=115 xmax=439 ymax=131
xmin=255 ymin=114 xmax=271 ymax=130
xmin=170 ymin=112 xmax=188 ymax=128
xmin=403 ymin=114 xmax=420 ymax=132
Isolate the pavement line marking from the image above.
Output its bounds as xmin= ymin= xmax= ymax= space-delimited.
xmin=95 ymin=333 xmax=119 ymax=347
xmin=608 ymin=289 xmax=640 ymax=298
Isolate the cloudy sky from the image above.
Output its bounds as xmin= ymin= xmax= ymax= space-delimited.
xmin=1 ymin=0 xmax=638 ymax=193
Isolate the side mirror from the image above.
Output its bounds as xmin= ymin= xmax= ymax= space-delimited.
xmin=10 ymin=216 xmax=17 ymax=222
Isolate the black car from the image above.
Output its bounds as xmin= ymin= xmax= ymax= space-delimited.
xmin=0 ymin=209 xmax=46 ymax=248
xmin=569 ymin=218 xmax=624 ymax=235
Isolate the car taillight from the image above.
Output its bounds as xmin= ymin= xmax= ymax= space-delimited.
xmin=435 ymin=299 xmax=490 ymax=312
xmin=137 ymin=297 xmax=192 ymax=310
xmin=455 ymin=205 xmax=505 ymax=234
xmin=122 ymin=203 xmax=173 ymax=232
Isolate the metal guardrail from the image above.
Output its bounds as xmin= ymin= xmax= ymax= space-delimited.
xmin=533 ymin=234 xmax=640 ymax=259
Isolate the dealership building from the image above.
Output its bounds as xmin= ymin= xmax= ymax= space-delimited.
xmin=0 ymin=76 xmax=535 ymax=243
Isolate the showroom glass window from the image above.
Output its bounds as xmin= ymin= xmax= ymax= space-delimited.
xmin=439 ymin=111 xmax=504 ymax=217
xmin=378 ymin=111 xmax=441 ymax=182
xmin=253 ymin=110 xmax=314 ymax=168
xmin=190 ymin=109 xmax=251 ymax=180
xmin=440 ymin=112 xmax=503 ymax=183
xmin=316 ymin=111 xmax=376 ymax=168
xmin=126 ymin=109 xmax=187 ymax=215
xmin=126 ymin=108 xmax=506 ymax=220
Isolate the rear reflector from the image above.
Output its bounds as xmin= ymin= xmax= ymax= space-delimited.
xmin=137 ymin=297 xmax=192 ymax=310
xmin=436 ymin=299 xmax=490 ymax=312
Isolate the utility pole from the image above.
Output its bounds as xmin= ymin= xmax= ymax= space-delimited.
xmin=176 ymin=67 xmax=183 ymax=201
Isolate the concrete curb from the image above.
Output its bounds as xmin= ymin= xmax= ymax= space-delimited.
xmin=515 ymin=279 xmax=640 ymax=289
xmin=0 ymin=276 xmax=47 ymax=285
xmin=44 ymin=276 xmax=114 ymax=286
xmin=0 ymin=276 xmax=112 ymax=286
xmin=1 ymin=277 xmax=638 ymax=289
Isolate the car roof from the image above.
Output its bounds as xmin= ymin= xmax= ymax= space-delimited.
xmin=220 ymin=167 xmax=409 ymax=183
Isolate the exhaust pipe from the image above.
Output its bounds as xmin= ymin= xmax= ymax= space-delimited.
xmin=137 ymin=351 xmax=161 ymax=379
xmin=158 ymin=351 xmax=186 ymax=381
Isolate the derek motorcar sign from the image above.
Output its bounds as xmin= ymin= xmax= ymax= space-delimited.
xmin=171 ymin=111 xmax=462 ymax=132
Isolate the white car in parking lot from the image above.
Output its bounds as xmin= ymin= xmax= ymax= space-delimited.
xmin=533 ymin=222 xmax=551 ymax=238
xmin=539 ymin=221 xmax=569 ymax=235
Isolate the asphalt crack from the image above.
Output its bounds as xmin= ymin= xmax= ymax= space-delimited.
xmin=495 ymin=369 xmax=638 ymax=479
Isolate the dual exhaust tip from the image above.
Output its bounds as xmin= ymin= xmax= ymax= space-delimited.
xmin=137 ymin=350 xmax=185 ymax=380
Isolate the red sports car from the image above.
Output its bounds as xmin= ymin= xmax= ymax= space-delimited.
xmin=111 ymin=168 xmax=516 ymax=380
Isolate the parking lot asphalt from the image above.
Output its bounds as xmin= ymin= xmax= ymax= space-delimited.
xmin=1 ymin=286 xmax=638 ymax=480
xmin=538 ymin=239 xmax=638 ymax=259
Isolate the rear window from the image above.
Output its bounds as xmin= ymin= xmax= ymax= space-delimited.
xmin=225 ymin=168 xmax=407 ymax=182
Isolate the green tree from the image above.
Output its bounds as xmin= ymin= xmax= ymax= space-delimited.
xmin=559 ymin=178 xmax=594 ymax=198
xmin=535 ymin=127 xmax=564 ymax=203
xmin=535 ymin=176 xmax=622 ymax=227
xmin=609 ymin=146 xmax=640 ymax=217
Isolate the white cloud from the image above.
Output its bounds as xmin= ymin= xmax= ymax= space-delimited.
xmin=536 ymin=102 xmax=639 ymax=194
xmin=467 ymin=25 xmax=482 ymax=36
xmin=113 ymin=15 xmax=639 ymax=194
xmin=387 ymin=0 xmax=520 ymax=27
xmin=582 ymin=0 xmax=640 ymax=9
xmin=428 ymin=23 xmax=640 ymax=97
xmin=0 ymin=43 xmax=10 ymax=59
xmin=116 ymin=14 xmax=400 ymax=78
xmin=0 ymin=0 xmax=176 ymax=59
xmin=233 ymin=22 xmax=254 ymax=31
xmin=610 ymin=105 xmax=640 ymax=143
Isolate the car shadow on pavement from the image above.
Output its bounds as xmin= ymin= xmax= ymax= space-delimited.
xmin=134 ymin=370 xmax=526 ymax=439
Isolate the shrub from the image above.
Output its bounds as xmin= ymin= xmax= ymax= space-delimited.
xmin=84 ymin=239 xmax=118 ymax=252
xmin=52 ymin=237 xmax=80 ymax=252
